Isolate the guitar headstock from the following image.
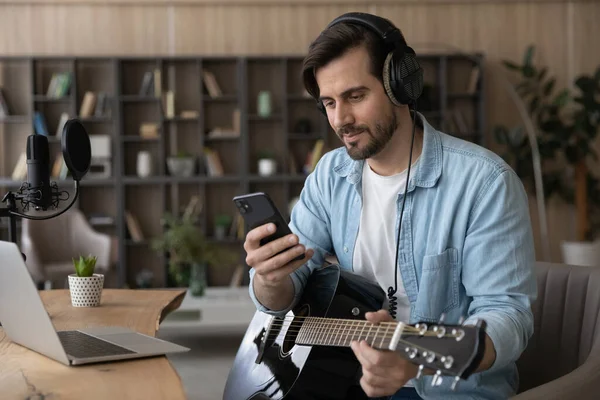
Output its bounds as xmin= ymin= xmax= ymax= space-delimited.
xmin=396 ymin=318 xmax=487 ymax=389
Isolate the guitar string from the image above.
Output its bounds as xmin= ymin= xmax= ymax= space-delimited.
xmin=260 ymin=329 xmax=452 ymax=365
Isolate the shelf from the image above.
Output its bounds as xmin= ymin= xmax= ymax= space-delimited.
xmin=0 ymin=115 xmax=29 ymax=124
xmin=121 ymin=135 xmax=160 ymax=142
xmin=33 ymin=95 xmax=72 ymax=103
xmin=120 ymin=95 xmax=160 ymax=103
xmin=0 ymin=54 xmax=485 ymax=291
xmin=248 ymin=174 xmax=307 ymax=183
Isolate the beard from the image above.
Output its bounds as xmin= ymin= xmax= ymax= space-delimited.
xmin=339 ymin=112 xmax=398 ymax=160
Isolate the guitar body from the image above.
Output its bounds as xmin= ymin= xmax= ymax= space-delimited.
xmin=223 ymin=264 xmax=385 ymax=400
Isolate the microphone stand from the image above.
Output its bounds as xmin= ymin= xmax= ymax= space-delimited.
xmin=0 ymin=191 xmax=20 ymax=248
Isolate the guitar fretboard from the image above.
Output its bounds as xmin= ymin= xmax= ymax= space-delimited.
xmin=295 ymin=317 xmax=400 ymax=349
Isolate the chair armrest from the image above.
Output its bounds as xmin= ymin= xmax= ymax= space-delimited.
xmin=20 ymin=232 xmax=45 ymax=283
xmin=511 ymin=353 xmax=600 ymax=400
xmin=71 ymin=213 xmax=112 ymax=272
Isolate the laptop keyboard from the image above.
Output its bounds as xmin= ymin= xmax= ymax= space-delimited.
xmin=57 ymin=330 xmax=136 ymax=359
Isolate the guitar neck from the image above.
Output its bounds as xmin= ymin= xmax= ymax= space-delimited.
xmin=295 ymin=317 xmax=401 ymax=350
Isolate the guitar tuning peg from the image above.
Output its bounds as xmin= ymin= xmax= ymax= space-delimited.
xmin=415 ymin=364 xmax=424 ymax=379
xmin=438 ymin=313 xmax=446 ymax=324
xmin=431 ymin=370 xmax=443 ymax=387
xmin=451 ymin=376 xmax=460 ymax=391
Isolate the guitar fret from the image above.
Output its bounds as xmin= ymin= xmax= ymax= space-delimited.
xmin=380 ymin=323 xmax=390 ymax=349
xmin=372 ymin=324 xmax=380 ymax=347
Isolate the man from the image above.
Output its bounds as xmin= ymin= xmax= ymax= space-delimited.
xmin=243 ymin=12 xmax=537 ymax=400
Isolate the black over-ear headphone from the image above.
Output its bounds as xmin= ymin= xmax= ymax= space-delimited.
xmin=315 ymin=12 xmax=424 ymax=115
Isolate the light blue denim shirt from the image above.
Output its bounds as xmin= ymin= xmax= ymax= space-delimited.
xmin=248 ymin=113 xmax=537 ymax=399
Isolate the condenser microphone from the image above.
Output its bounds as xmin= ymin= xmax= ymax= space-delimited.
xmin=25 ymin=134 xmax=53 ymax=211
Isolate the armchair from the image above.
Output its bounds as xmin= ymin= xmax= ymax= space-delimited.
xmin=512 ymin=261 xmax=600 ymax=399
xmin=20 ymin=208 xmax=117 ymax=288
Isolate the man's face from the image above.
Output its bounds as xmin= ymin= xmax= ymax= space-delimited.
xmin=316 ymin=45 xmax=398 ymax=160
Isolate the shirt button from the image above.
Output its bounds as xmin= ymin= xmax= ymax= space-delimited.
xmin=344 ymin=246 xmax=348 ymax=253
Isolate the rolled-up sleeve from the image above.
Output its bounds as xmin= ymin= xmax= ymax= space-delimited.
xmin=461 ymin=168 xmax=538 ymax=372
xmin=248 ymin=155 xmax=334 ymax=317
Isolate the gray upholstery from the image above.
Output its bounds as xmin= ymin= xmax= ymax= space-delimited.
xmin=512 ymin=261 xmax=600 ymax=399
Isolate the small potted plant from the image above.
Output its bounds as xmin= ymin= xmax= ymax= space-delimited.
xmin=68 ymin=255 xmax=104 ymax=307
xmin=151 ymin=197 xmax=237 ymax=296
xmin=257 ymin=150 xmax=277 ymax=176
xmin=167 ymin=151 xmax=196 ymax=177
xmin=214 ymin=214 xmax=232 ymax=240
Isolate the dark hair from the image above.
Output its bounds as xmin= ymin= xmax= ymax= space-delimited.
xmin=302 ymin=22 xmax=401 ymax=101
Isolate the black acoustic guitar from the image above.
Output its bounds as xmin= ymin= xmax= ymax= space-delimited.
xmin=223 ymin=264 xmax=486 ymax=400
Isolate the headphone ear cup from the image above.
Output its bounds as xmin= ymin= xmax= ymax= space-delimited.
xmin=384 ymin=49 xmax=424 ymax=106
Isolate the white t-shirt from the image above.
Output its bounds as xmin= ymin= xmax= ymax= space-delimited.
xmin=352 ymin=160 xmax=416 ymax=387
xmin=352 ymin=160 xmax=413 ymax=324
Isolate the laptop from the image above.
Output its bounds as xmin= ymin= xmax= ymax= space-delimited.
xmin=0 ymin=240 xmax=190 ymax=365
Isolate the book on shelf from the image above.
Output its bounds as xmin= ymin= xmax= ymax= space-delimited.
xmin=206 ymin=108 xmax=240 ymax=138
xmin=140 ymin=122 xmax=159 ymax=139
xmin=202 ymin=69 xmax=222 ymax=97
xmin=467 ymin=66 xmax=480 ymax=94
xmin=11 ymin=152 xmax=27 ymax=181
xmin=164 ymin=90 xmax=175 ymax=119
xmin=56 ymin=112 xmax=69 ymax=137
xmin=303 ymin=139 xmax=325 ymax=174
xmin=0 ymin=87 xmax=11 ymax=118
xmin=124 ymin=211 xmax=144 ymax=242
xmin=153 ymin=68 xmax=162 ymax=98
xmin=203 ymin=148 xmax=224 ymax=176
xmin=79 ymin=91 xmax=96 ymax=118
xmin=139 ymin=71 xmax=154 ymax=96
xmin=94 ymin=92 xmax=110 ymax=118
xmin=46 ymin=72 xmax=72 ymax=98
xmin=33 ymin=111 xmax=49 ymax=136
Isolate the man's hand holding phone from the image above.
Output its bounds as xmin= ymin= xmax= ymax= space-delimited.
xmin=244 ymin=223 xmax=314 ymax=311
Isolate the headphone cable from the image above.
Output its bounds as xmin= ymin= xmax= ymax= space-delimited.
xmin=388 ymin=101 xmax=418 ymax=320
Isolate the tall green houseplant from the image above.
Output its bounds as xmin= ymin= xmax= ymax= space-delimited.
xmin=495 ymin=45 xmax=600 ymax=242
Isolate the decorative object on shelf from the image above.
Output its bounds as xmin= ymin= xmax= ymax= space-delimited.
xmin=257 ymin=90 xmax=272 ymax=118
xmin=167 ymin=151 xmax=196 ymax=177
xmin=135 ymin=268 xmax=154 ymax=289
xmin=214 ymin=214 xmax=233 ymax=240
xmin=257 ymin=150 xmax=277 ymax=176
xmin=151 ymin=196 xmax=237 ymax=296
xmin=68 ymin=255 xmax=103 ymax=307
xmin=136 ymin=151 xmax=153 ymax=177
xmin=495 ymin=44 xmax=600 ymax=265
xmin=88 ymin=135 xmax=112 ymax=179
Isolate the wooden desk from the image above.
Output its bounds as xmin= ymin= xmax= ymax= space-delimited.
xmin=0 ymin=289 xmax=187 ymax=400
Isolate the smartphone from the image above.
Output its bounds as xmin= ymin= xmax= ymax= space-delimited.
xmin=232 ymin=192 xmax=304 ymax=262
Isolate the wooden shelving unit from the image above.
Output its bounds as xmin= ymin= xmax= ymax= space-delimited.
xmin=0 ymin=53 xmax=485 ymax=289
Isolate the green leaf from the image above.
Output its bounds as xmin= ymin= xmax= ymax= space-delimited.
xmin=553 ymin=89 xmax=570 ymax=107
xmin=72 ymin=255 xmax=97 ymax=277
xmin=529 ymin=96 xmax=540 ymax=114
xmin=537 ymin=67 xmax=548 ymax=82
xmin=523 ymin=45 xmax=535 ymax=67
xmin=523 ymin=65 xmax=536 ymax=78
xmin=503 ymin=60 xmax=521 ymax=71
xmin=543 ymin=78 xmax=556 ymax=96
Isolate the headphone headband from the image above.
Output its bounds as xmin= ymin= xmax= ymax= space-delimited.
xmin=316 ymin=12 xmax=423 ymax=111
xmin=325 ymin=12 xmax=406 ymax=50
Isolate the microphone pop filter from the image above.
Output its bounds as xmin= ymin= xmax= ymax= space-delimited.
xmin=61 ymin=119 xmax=91 ymax=182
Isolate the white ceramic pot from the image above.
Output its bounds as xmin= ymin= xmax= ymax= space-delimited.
xmin=258 ymin=159 xmax=276 ymax=176
xmin=167 ymin=157 xmax=196 ymax=177
xmin=68 ymin=274 xmax=104 ymax=307
xmin=136 ymin=151 xmax=153 ymax=177
xmin=561 ymin=240 xmax=600 ymax=267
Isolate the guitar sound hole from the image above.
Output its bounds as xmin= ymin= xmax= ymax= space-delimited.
xmin=282 ymin=305 xmax=309 ymax=353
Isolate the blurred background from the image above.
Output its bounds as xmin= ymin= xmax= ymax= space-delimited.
xmin=0 ymin=1 xmax=599 ymax=398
